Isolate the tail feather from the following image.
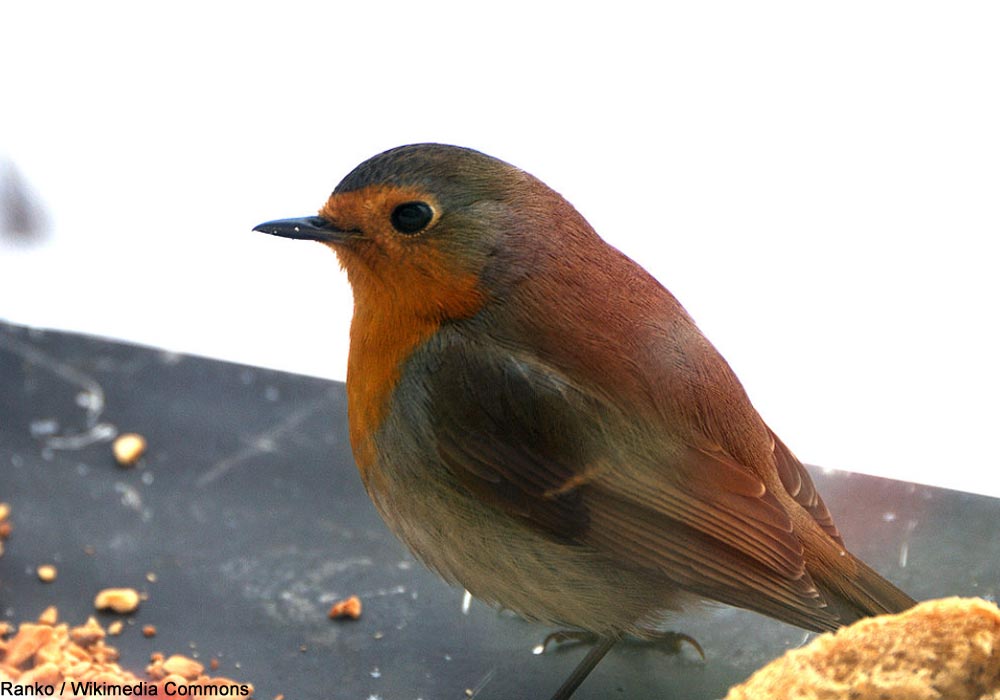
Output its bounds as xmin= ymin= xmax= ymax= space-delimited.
xmin=779 ymin=450 xmax=917 ymax=630
xmin=807 ymin=543 xmax=916 ymax=630
xmin=835 ymin=553 xmax=916 ymax=621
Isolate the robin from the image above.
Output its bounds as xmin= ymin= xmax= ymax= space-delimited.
xmin=254 ymin=144 xmax=915 ymax=699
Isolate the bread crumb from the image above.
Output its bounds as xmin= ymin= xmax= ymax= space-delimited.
xmin=328 ymin=595 xmax=362 ymax=620
xmin=726 ymin=597 xmax=1000 ymax=700
xmin=112 ymin=433 xmax=147 ymax=467
xmin=146 ymin=571 xmax=158 ymax=583
xmin=37 ymin=606 xmax=59 ymax=625
xmin=94 ymin=587 xmax=141 ymax=613
xmin=107 ymin=620 xmax=124 ymax=636
xmin=37 ymin=564 xmax=57 ymax=583
xmin=210 ymin=657 xmax=220 ymax=671
xmin=70 ymin=617 xmax=106 ymax=647
xmin=162 ymin=654 xmax=203 ymax=679
xmin=0 ymin=501 xmax=9 ymax=555
xmin=4 ymin=623 xmax=54 ymax=666
xmin=142 ymin=625 xmax=157 ymax=638
xmin=18 ymin=661 xmax=60 ymax=686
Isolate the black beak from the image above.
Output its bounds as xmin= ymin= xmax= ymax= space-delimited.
xmin=252 ymin=216 xmax=351 ymax=243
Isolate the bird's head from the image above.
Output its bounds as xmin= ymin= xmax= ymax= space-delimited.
xmin=254 ymin=143 xmax=597 ymax=321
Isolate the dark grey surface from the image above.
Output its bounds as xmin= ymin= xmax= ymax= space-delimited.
xmin=1 ymin=321 xmax=997 ymax=699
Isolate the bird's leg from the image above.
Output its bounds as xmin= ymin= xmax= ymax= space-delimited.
xmin=542 ymin=629 xmax=705 ymax=700
xmin=548 ymin=635 xmax=617 ymax=700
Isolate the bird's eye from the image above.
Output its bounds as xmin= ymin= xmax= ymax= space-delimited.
xmin=390 ymin=201 xmax=434 ymax=235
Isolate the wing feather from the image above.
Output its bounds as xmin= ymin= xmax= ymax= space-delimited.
xmin=426 ymin=339 xmax=842 ymax=630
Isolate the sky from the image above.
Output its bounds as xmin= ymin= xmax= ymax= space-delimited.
xmin=2 ymin=2 xmax=999 ymax=497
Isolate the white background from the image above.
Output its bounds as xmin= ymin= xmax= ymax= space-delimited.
xmin=2 ymin=2 xmax=998 ymax=497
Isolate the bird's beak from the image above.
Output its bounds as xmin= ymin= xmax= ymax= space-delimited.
xmin=252 ymin=216 xmax=352 ymax=243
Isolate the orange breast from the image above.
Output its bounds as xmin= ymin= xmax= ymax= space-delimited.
xmin=338 ymin=245 xmax=486 ymax=484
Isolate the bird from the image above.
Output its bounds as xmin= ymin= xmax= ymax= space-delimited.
xmin=254 ymin=143 xmax=916 ymax=699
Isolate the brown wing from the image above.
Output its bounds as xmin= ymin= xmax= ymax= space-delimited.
xmin=427 ymin=341 xmax=843 ymax=632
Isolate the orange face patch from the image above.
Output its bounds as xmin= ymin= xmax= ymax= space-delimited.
xmin=319 ymin=184 xmax=441 ymax=238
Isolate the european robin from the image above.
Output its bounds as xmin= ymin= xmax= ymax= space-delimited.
xmin=254 ymin=144 xmax=915 ymax=699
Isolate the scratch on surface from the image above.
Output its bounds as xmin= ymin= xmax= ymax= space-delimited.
xmin=114 ymin=481 xmax=152 ymax=521
xmin=348 ymin=584 xmax=407 ymax=600
xmin=0 ymin=330 xmax=116 ymax=449
xmin=899 ymin=518 xmax=919 ymax=568
xmin=196 ymin=389 xmax=338 ymax=487
xmin=465 ymin=668 xmax=496 ymax=698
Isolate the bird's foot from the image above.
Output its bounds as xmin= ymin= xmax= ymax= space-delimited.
xmin=539 ymin=629 xmax=704 ymax=660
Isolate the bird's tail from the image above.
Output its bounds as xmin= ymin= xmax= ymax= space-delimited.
xmin=810 ymin=537 xmax=916 ymax=629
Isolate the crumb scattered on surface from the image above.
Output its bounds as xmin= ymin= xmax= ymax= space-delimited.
xmin=142 ymin=625 xmax=157 ymax=638
xmin=0 ymin=608 xmax=254 ymax=695
xmin=328 ymin=595 xmax=362 ymax=620
xmin=0 ymin=502 xmax=12 ymax=556
xmin=159 ymin=654 xmax=202 ymax=678
xmin=146 ymin=572 xmax=158 ymax=583
xmin=37 ymin=606 xmax=59 ymax=626
xmin=112 ymin=433 xmax=147 ymax=467
xmin=37 ymin=564 xmax=57 ymax=582
xmin=107 ymin=620 xmax=124 ymax=636
xmin=94 ymin=587 xmax=141 ymax=613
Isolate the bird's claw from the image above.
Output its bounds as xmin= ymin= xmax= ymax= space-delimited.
xmin=540 ymin=630 xmax=595 ymax=653
xmin=650 ymin=631 xmax=705 ymax=660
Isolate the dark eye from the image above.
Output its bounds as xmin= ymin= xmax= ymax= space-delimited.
xmin=390 ymin=201 xmax=434 ymax=234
